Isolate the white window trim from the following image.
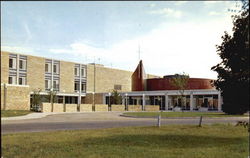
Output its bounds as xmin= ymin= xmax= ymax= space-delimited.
xmin=9 ymin=58 xmax=17 ymax=69
xmin=19 ymin=59 xmax=27 ymax=70
xmin=45 ymin=63 xmax=52 ymax=73
xmin=19 ymin=77 xmax=26 ymax=85
xmin=75 ymin=67 xmax=79 ymax=76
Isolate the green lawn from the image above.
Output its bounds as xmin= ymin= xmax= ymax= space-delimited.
xmin=123 ymin=112 xmax=248 ymax=118
xmin=1 ymin=110 xmax=33 ymax=117
xmin=2 ymin=124 xmax=249 ymax=158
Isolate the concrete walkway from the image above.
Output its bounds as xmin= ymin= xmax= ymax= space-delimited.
xmin=1 ymin=112 xmax=95 ymax=121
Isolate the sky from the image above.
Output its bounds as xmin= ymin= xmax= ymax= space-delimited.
xmin=1 ymin=1 xmax=243 ymax=79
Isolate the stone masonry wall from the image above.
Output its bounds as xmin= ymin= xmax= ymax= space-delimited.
xmin=42 ymin=103 xmax=51 ymax=112
xmin=87 ymin=64 xmax=132 ymax=93
xmin=145 ymin=105 xmax=160 ymax=111
xmin=60 ymin=61 xmax=75 ymax=93
xmin=95 ymin=104 xmax=108 ymax=112
xmin=128 ymin=105 xmax=142 ymax=111
xmin=1 ymin=85 xmax=30 ymax=110
xmin=27 ymin=55 xmax=45 ymax=91
xmin=65 ymin=104 xmax=77 ymax=112
xmin=111 ymin=105 xmax=125 ymax=111
xmin=80 ymin=104 xmax=93 ymax=112
xmin=84 ymin=93 xmax=104 ymax=104
xmin=1 ymin=51 xmax=9 ymax=84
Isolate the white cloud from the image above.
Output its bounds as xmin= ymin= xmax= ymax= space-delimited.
xmin=209 ymin=11 xmax=221 ymax=16
xmin=149 ymin=8 xmax=183 ymax=18
xmin=1 ymin=46 xmax=34 ymax=54
xmin=204 ymin=1 xmax=222 ymax=5
xmin=23 ymin=23 xmax=32 ymax=43
xmin=49 ymin=14 xmax=233 ymax=79
xmin=149 ymin=3 xmax=155 ymax=7
xmin=174 ymin=1 xmax=187 ymax=6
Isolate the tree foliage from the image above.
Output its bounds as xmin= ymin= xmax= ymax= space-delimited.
xmin=169 ymin=73 xmax=189 ymax=107
xmin=111 ymin=89 xmax=122 ymax=105
xmin=31 ymin=88 xmax=42 ymax=112
xmin=211 ymin=0 xmax=249 ymax=114
xmin=46 ymin=89 xmax=58 ymax=112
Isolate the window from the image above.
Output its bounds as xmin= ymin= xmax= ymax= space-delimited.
xmin=45 ymin=79 xmax=51 ymax=89
xmin=9 ymin=58 xmax=16 ymax=69
xmin=74 ymin=81 xmax=80 ymax=91
xmin=75 ymin=67 xmax=79 ymax=76
xmin=19 ymin=77 xmax=26 ymax=85
xmin=45 ymin=63 xmax=51 ymax=73
xmin=19 ymin=59 xmax=26 ymax=70
xmin=114 ymin=85 xmax=122 ymax=90
xmin=8 ymin=76 xmax=16 ymax=84
xmin=53 ymin=80 xmax=59 ymax=90
xmin=53 ymin=64 xmax=58 ymax=74
xmin=81 ymin=82 xmax=86 ymax=92
xmin=81 ymin=68 xmax=86 ymax=77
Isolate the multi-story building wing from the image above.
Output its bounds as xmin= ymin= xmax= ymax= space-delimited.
xmin=1 ymin=51 xmax=88 ymax=109
xmin=1 ymin=51 xmax=137 ymax=110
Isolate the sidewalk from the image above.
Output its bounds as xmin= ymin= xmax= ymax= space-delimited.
xmin=1 ymin=111 xmax=115 ymax=121
xmin=1 ymin=113 xmax=52 ymax=121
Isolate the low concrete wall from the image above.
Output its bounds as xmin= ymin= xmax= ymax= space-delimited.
xmin=128 ymin=105 xmax=142 ymax=111
xmin=42 ymin=103 xmax=51 ymax=112
xmin=111 ymin=105 xmax=125 ymax=111
xmin=66 ymin=104 xmax=77 ymax=112
xmin=52 ymin=103 xmax=64 ymax=112
xmin=80 ymin=104 xmax=92 ymax=112
xmin=95 ymin=104 xmax=108 ymax=112
xmin=42 ymin=103 xmax=66 ymax=112
xmin=145 ymin=105 xmax=160 ymax=111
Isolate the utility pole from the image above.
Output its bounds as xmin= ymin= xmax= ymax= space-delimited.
xmin=93 ymin=58 xmax=96 ymax=112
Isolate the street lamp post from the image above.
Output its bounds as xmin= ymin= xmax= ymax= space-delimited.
xmin=108 ymin=92 xmax=111 ymax=111
xmin=125 ymin=93 xmax=128 ymax=111
xmin=92 ymin=92 xmax=95 ymax=111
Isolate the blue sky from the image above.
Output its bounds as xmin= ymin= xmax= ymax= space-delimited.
xmin=1 ymin=1 xmax=242 ymax=79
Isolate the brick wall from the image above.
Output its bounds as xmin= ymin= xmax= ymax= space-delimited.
xmin=65 ymin=104 xmax=77 ymax=112
xmin=145 ymin=105 xmax=160 ymax=111
xmin=111 ymin=105 xmax=125 ymax=111
xmin=84 ymin=93 xmax=104 ymax=104
xmin=87 ymin=64 xmax=132 ymax=93
xmin=1 ymin=51 xmax=9 ymax=84
xmin=128 ymin=105 xmax=142 ymax=111
xmin=95 ymin=104 xmax=108 ymax=112
xmin=60 ymin=61 xmax=75 ymax=93
xmin=42 ymin=103 xmax=51 ymax=112
xmin=1 ymin=84 xmax=30 ymax=110
xmin=80 ymin=104 xmax=92 ymax=112
xmin=27 ymin=55 xmax=45 ymax=91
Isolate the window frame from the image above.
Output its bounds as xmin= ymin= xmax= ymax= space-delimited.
xmin=19 ymin=59 xmax=27 ymax=70
xmin=9 ymin=58 xmax=17 ymax=69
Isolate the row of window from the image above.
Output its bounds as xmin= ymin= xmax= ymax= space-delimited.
xmin=74 ymin=81 xmax=86 ymax=92
xmin=74 ymin=67 xmax=86 ymax=77
xmin=9 ymin=58 xmax=27 ymax=70
xmin=8 ymin=76 xmax=26 ymax=85
xmin=45 ymin=63 xmax=60 ymax=74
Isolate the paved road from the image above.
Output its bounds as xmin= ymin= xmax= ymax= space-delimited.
xmin=1 ymin=112 xmax=249 ymax=134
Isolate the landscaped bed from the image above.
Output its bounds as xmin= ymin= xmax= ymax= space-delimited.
xmin=1 ymin=110 xmax=33 ymax=117
xmin=2 ymin=124 xmax=249 ymax=158
xmin=123 ymin=112 xmax=248 ymax=118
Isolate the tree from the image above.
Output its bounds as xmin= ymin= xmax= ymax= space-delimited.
xmin=111 ymin=89 xmax=122 ymax=105
xmin=46 ymin=89 xmax=57 ymax=112
xmin=169 ymin=73 xmax=190 ymax=110
xmin=31 ymin=88 xmax=42 ymax=112
xmin=211 ymin=0 xmax=249 ymax=114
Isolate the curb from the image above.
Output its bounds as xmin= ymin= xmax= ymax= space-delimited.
xmin=120 ymin=114 xmax=250 ymax=119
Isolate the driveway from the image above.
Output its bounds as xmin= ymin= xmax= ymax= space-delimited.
xmin=1 ymin=112 xmax=249 ymax=134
